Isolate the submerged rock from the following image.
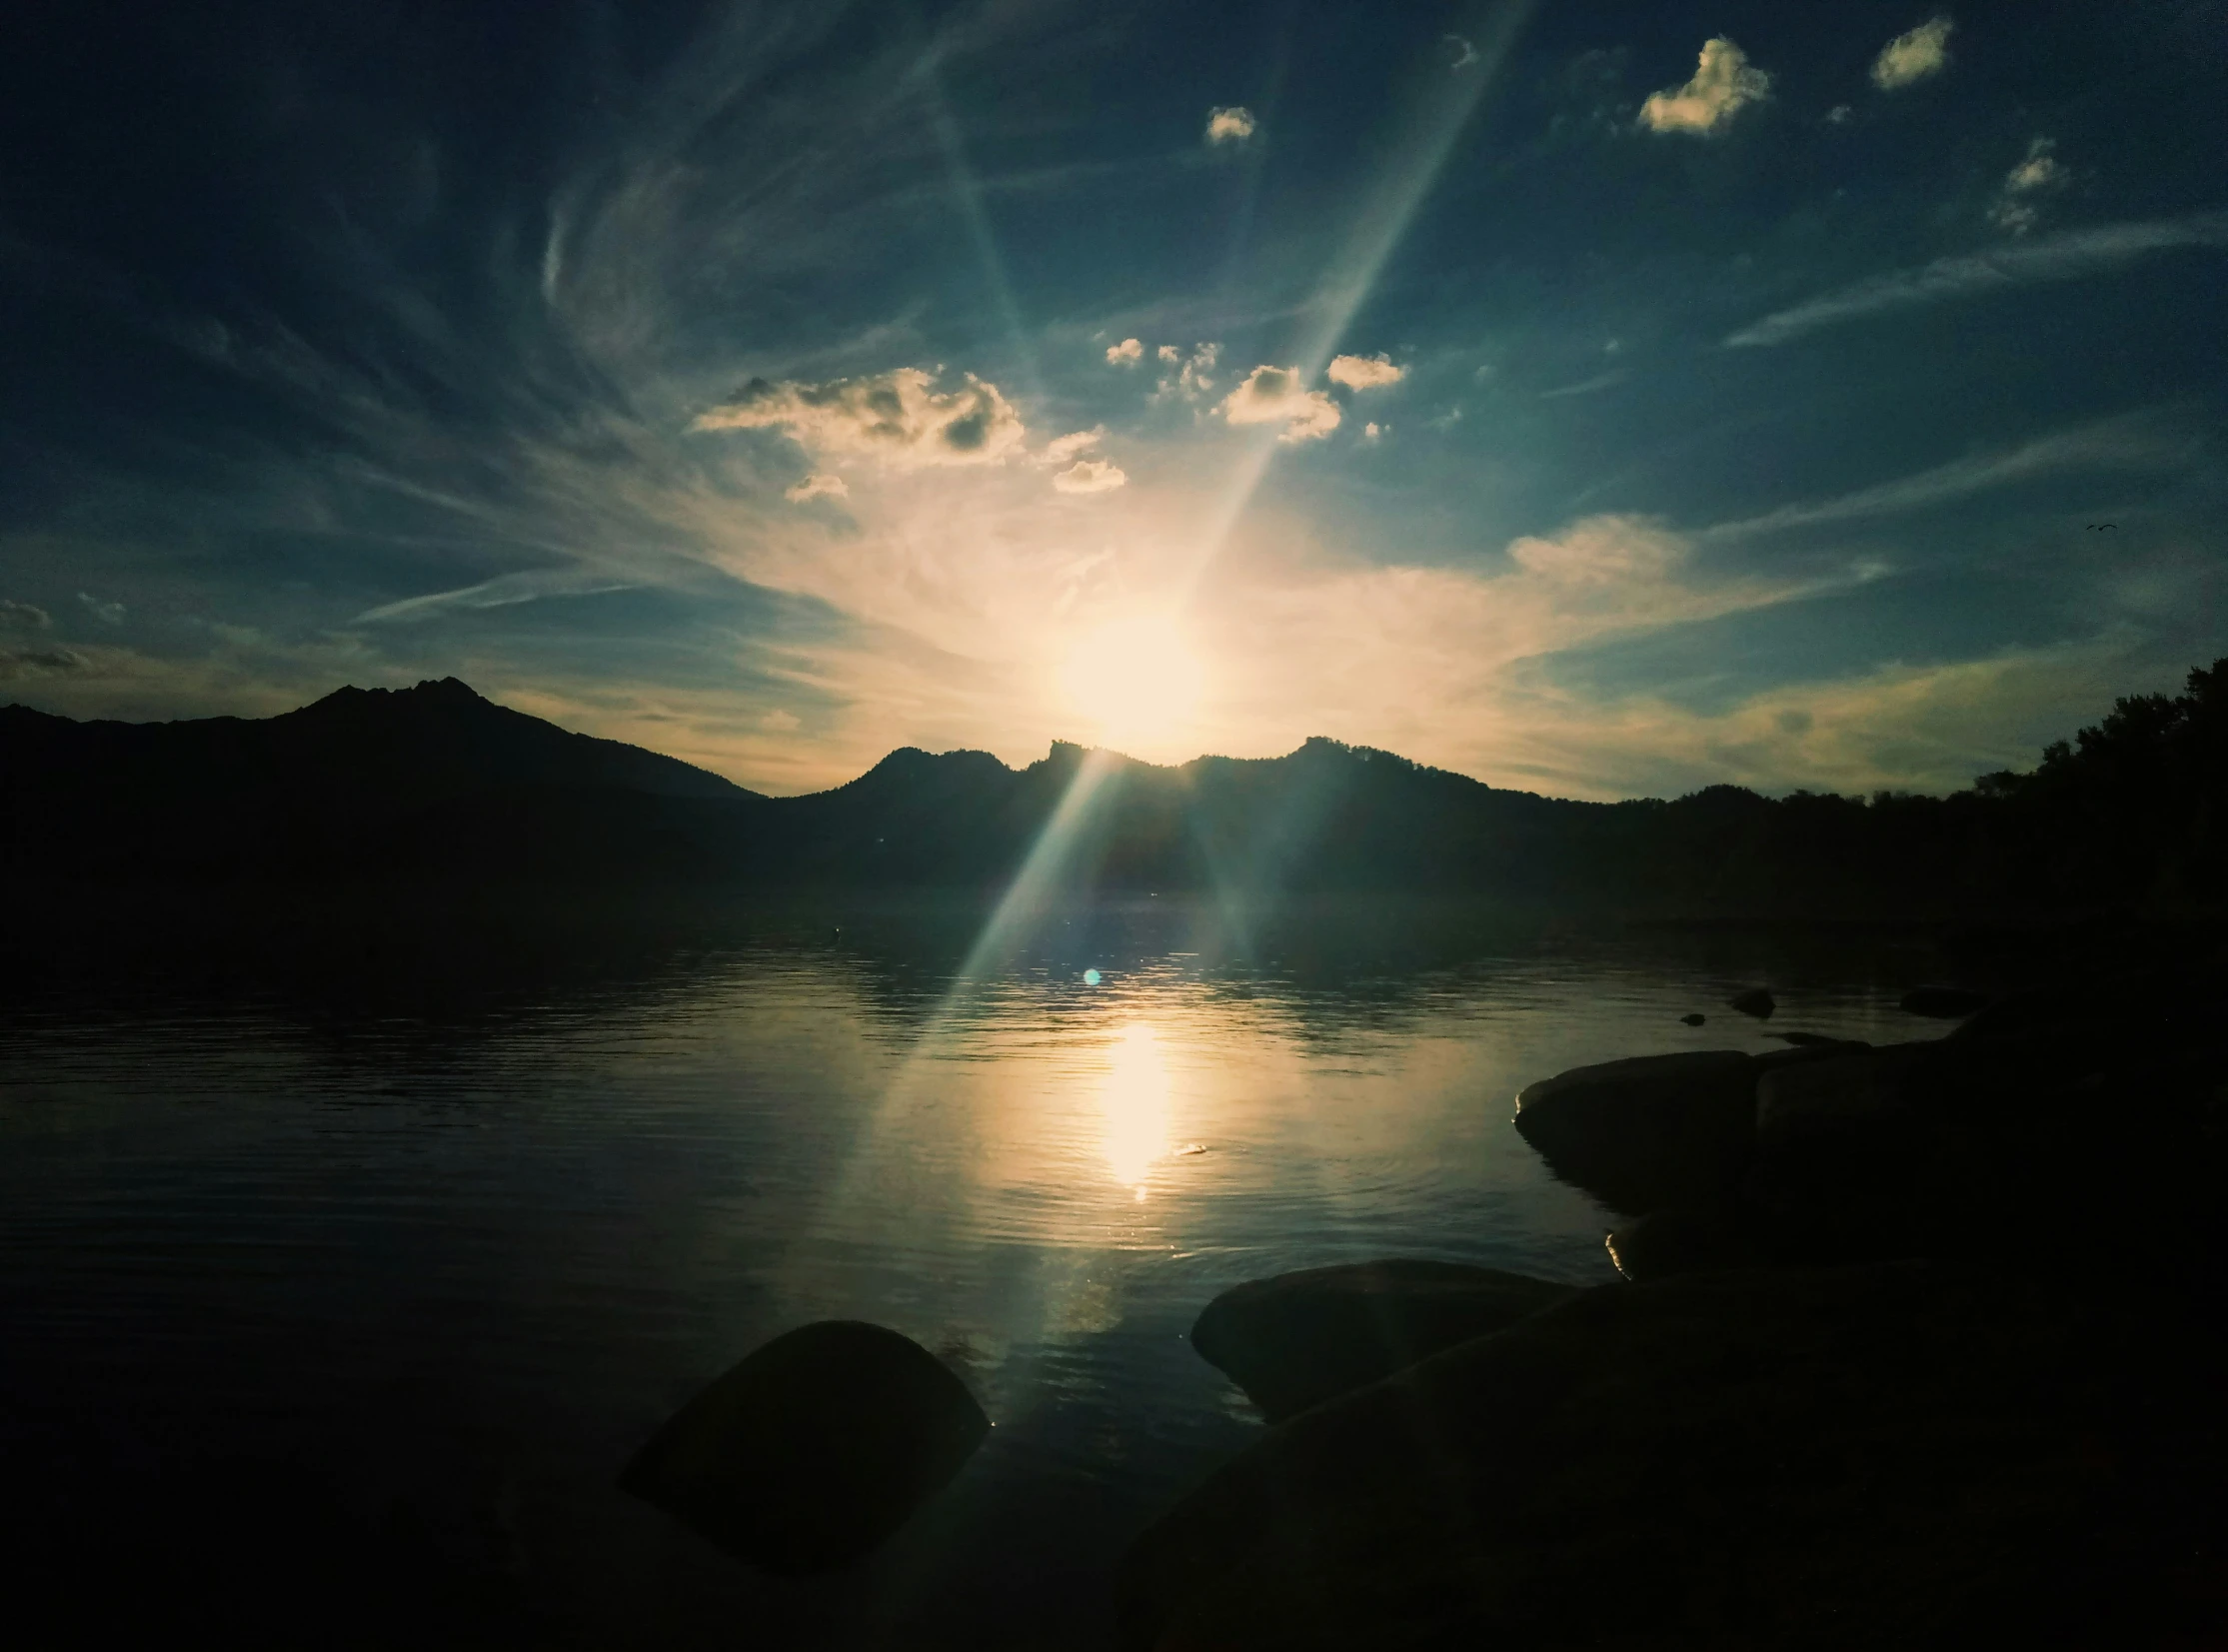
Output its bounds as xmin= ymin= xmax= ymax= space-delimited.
xmin=1190 ymin=1260 xmax=1577 ymax=1424
xmin=620 ymin=1320 xmax=988 ymax=1575
xmin=1122 ymin=1265 xmax=2223 ymax=1651
xmin=1513 ymin=1050 xmax=1757 ymax=1215
xmin=1900 ymin=983 xmax=1991 ymax=1018
xmin=1728 ymin=986 xmax=1776 ymax=1018
xmin=1679 ymin=1012 xmax=1706 ymax=1026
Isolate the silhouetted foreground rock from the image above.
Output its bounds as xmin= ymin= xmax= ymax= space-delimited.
xmin=1727 ymin=985 xmax=1774 ymax=1017
xmin=1120 ymin=1264 xmax=2225 ymax=1650
xmin=621 ymin=1320 xmax=988 ymax=1575
xmin=1190 ymin=1261 xmax=1578 ymax=1423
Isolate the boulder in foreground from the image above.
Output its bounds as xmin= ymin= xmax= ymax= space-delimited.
xmin=1191 ymin=1260 xmax=1577 ymax=1423
xmin=1123 ymin=1264 xmax=2225 ymax=1650
xmin=620 ymin=1320 xmax=989 ymax=1575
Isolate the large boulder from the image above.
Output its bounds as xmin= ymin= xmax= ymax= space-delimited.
xmin=620 ymin=1320 xmax=989 ymax=1575
xmin=1513 ymin=1050 xmax=1757 ymax=1215
xmin=1753 ymin=1041 xmax=1935 ymax=1149
xmin=1603 ymin=1205 xmax=1757 ymax=1281
xmin=1121 ymin=1265 xmax=2225 ymax=1651
xmin=1190 ymin=1261 xmax=1578 ymax=1424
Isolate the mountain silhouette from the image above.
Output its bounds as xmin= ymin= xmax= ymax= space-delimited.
xmin=4 ymin=665 xmax=2224 ymax=914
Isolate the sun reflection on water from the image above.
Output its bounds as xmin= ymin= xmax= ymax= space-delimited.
xmin=1100 ymin=1022 xmax=1172 ymax=1198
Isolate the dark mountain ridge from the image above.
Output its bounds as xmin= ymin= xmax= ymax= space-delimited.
xmin=5 ymin=664 xmax=2224 ymax=916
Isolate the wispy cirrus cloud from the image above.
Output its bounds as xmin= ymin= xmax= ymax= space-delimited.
xmin=1639 ymin=38 xmax=1771 ymax=136
xmin=1726 ymin=213 xmax=2228 ymax=347
xmin=1871 ymin=17 xmax=1954 ymax=91
xmin=692 ymin=368 xmax=1027 ymax=469
xmin=353 ymin=569 xmax=640 ymax=626
xmin=1988 ymin=138 xmax=2066 ymax=235
xmin=1706 ymin=412 xmax=2197 ymax=538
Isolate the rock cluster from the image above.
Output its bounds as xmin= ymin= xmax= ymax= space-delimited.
xmin=1121 ymin=961 xmax=2227 ymax=1649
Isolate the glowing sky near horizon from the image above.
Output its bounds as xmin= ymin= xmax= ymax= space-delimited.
xmin=2 ymin=0 xmax=2224 ymax=799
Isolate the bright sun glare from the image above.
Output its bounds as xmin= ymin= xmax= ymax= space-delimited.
xmin=1059 ymin=615 xmax=1205 ymax=752
xmin=1100 ymin=1022 xmax=1172 ymax=1197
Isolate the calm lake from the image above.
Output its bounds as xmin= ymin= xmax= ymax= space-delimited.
xmin=0 ymin=901 xmax=1951 ymax=1646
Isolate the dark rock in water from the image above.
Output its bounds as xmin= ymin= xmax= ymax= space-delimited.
xmin=1679 ymin=1012 xmax=1705 ymax=1025
xmin=1728 ymin=985 xmax=1775 ymax=1018
xmin=1768 ymin=1029 xmax=1862 ymax=1048
xmin=1513 ymin=1050 xmax=1757 ymax=1215
xmin=1604 ymin=1206 xmax=1756 ymax=1281
xmin=1190 ymin=1260 xmax=1577 ymax=1424
xmin=1119 ymin=1265 xmax=2226 ymax=1652
xmin=620 ymin=1320 xmax=988 ymax=1575
xmin=1753 ymin=1040 xmax=1933 ymax=1150
xmin=1901 ymin=983 xmax=1990 ymax=1018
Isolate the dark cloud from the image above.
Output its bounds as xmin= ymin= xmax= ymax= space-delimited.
xmin=0 ymin=600 xmax=52 ymax=631
xmin=0 ymin=647 xmax=88 ymax=680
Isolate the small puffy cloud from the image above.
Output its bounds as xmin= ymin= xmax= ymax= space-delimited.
xmin=1053 ymin=459 xmax=1127 ymax=494
xmin=1989 ymin=137 xmax=2065 ymax=234
xmin=1154 ymin=342 xmax=1221 ymax=400
xmin=1040 ymin=428 xmax=1107 ymax=468
xmin=1205 ymin=106 xmax=1256 ymax=145
xmin=1871 ymin=17 xmax=1954 ymax=90
xmin=1363 ymin=422 xmax=1384 ymax=442
xmin=693 ymin=367 xmax=1025 ymax=470
xmin=77 ymin=592 xmax=124 ymax=625
xmin=759 ymin=709 xmax=802 ymax=734
xmin=1105 ymin=337 xmax=1143 ymax=367
xmin=1826 ymin=104 xmax=1853 ymax=125
xmin=1445 ymin=34 xmax=1478 ymax=69
xmin=784 ymin=472 xmax=849 ymax=503
xmin=1639 ymin=38 xmax=1772 ymax=135
xmin=1326 ymin=353 xmax=1405 ymax=391
xmin=0 ymin=599 xmax=51 ymax=630
xmin=1220 ymin=365 xmax=1341 ymax=443
xmin=0 ymin=646 xmax=88 ymax=680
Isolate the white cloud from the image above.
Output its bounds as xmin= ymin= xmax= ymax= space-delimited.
xmin=1040 ymin=428 xmax=1107 ymax=468
xmin=1154 ymin=342 xmax=1221 ymax=400
xmin=1871 ymin=17 xmax=1954 ymax=90
xmin=0 ymin=599 xmax=51 ymax=630
xmin=1363 ymin=422 xmax=1384 ymax=442
xmin=1326 ymin=353 xmax=1405 ymax=391
xmin=1053 ymin=459 xmax=1127 ymax=494
xmin=1445 ymin=34 xmax=1478 ymax=69
xmin=1105 ymin=337 xmax=1143 ymax=367
xmin=785 ymin=472 xmax=850 ymax=503
xmin=77 ymin=592 xmax=125 ymax=626
xmin=1639 ymin=38 xmax=1772 ymax=135
xmin=693 ymin=367 xmax=1026 ymax=470
xmin=1219 ymin=365 xmax=1342 ymax=443
xmin=1724 ymin=212 xmax=2228 ymax=346
xmin=759 ymin=709 xmax=801 ymax=734
xmin=1826 ymin=104 xmax=1853 ymax=125
xmin=1205 ymin=106 xmax=1256 ymax=145
xmin=1989 ymin=137 xmax=2065 ymax=235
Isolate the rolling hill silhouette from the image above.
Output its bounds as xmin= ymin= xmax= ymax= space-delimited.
xmin=5 ymin=666 xmax=2223 ymax=915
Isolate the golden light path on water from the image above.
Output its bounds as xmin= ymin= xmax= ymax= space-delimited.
xmin=776 ymin=0 xmax=1547 ymax=1386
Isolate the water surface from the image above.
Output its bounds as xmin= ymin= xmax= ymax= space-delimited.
xmin=0 ymin=903 xmax=1945 ymax=1646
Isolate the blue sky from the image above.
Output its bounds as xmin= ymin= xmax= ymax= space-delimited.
xmin=2 ymin=0 xmax=2223 ymax=797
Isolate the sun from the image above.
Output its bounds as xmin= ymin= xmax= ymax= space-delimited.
xmin=1059 ymin=614 xmax=1206 ymax=752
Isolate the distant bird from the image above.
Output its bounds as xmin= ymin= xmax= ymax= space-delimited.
xmin=2085 ymin=523 xmax=2118 ymax=531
